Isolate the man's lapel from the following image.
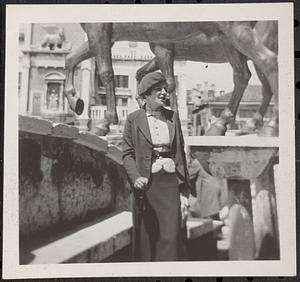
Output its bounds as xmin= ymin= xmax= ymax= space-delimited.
xmin=136 ymin=109 xmax=152 ymax=144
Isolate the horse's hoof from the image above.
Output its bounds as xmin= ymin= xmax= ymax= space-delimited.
xmin=243 ymin=123 xmax=258 ymax=135
xmin=75 ymin=98 xmax=84 ymax=115
xmin=258 ymin=125 xmax=279 ymax=137
xmin=205 ymin=123 xmax=227 ymax=136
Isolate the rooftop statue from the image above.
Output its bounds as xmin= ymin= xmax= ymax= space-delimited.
xmin=40 ymin=26 xmax=66 ymax=50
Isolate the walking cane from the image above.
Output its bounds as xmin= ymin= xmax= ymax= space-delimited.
xmin=133 ymin=189 xmax=146 ymax=260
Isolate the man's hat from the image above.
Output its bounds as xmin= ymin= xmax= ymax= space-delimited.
xmin=138 ymin=72 xmax=166 ymax=96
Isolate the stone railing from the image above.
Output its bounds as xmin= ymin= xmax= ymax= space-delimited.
xmin=19 ymin=115 xmax=131 ymax=248
xmin=90 ymin=105 xmax=130 ymax=122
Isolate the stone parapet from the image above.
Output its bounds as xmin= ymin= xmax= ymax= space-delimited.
xmin=19 ymin=115 xmax=130 ymax=244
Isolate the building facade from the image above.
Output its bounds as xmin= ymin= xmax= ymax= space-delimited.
xmin=188 ymin=84 xmax=275 ymax=135
xmin=19 ymin=23 xmax=189 ymax=135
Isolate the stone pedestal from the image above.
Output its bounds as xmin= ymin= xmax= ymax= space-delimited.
xmin=208 ymin=148 xmax=279 ymax=260
xmin=251 ymin=161 xmax=280 ymax=259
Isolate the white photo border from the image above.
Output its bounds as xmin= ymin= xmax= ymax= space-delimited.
xmin=3 ymin=3 xmax=296 ymax=278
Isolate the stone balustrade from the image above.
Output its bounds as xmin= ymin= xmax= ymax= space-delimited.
xmin=19 ymin=115 xmax=131 ymax=245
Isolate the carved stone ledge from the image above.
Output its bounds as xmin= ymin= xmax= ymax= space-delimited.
xmin=19 ymin=115 xmax=52 ymax=135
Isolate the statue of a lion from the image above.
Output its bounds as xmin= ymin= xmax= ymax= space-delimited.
xmin=40 ymin=27 xmax=65 ymax=50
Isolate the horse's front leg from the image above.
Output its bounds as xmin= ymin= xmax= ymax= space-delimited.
xmin=245 ymin=64 xmax=273 ymax=132
xmin=151 ymin=44 xmax=178 ymax=111
xmin=205 ymin=45 xmax=251 ymax=136
xmin=87 ymin=24 xmax=118 ymax=136
xmin=64 ymin=41 xmax=93 ymax=115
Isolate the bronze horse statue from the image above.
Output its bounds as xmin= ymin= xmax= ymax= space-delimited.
xmin=64 ymin=22 xmax=278 ymax=136
xmin=135 ymin=21 xmax=278 ymax=135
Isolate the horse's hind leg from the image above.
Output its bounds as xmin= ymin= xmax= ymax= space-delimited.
xmin=86 ymin=23 xmax=118 ymax=135
xmin=64 ymin=41 xmax=94 ymax=115
xmin=221 ymin=22 xmax=278 ymax=136
xmin=135 ymin=58 xmax=159 ymax=107
xmin=136 ymin=57 xmax=159 ymax=82
xmin=245 ymin=64 xmax=273 ymax=132
xmin=151 ymin=43 xmax=178 ymax=111
xmin=206 ymin=44 xmax=251 ymax=136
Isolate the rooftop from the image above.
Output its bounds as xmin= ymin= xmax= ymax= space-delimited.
xmin=214 ymin=84 xmax=264 ymax=103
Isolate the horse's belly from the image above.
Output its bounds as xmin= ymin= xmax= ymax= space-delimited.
xmin=174 ymin=35 xmax=229 ymax=63
xmin=112 ymin=22 xmax=218 ymax=43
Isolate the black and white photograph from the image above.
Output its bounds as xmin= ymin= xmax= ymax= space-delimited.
xmin=3 ymin=3 xmax=295 ymax=279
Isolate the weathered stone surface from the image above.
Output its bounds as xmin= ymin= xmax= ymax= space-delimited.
xmin=24 ymin=211 xmax=132 ymax=264
xmin=190 ymin=145 xmax=279 ymax=261
xmin=19 ymin=117 xmax=130 ymax=242
xmin=19 ymin=115 xmax=52 ymax=135
xmin=23 ymin=211 xmax=218 ymax=264
xmin=107 ymin=145 xmax=123 ymax=165
xmin=251 ymin=162 xmax=280 ymax=260
xmin=208 ymin=148 xmax=277 ymax=179
xmin=51 ymin=123 xmax=79 ymax=138
xmin=19 ymin=154 xmax=60 ymax=236
xmin=186 ymin=218 xmax=213 ymax=239
xmin=228 ymin=204 xmax=256 ymax=260
xmin=75 ymin=131 xmax=107 ymax=152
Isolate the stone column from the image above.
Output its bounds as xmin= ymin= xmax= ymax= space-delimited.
xmin=251 ymin=159 xmax=280 ymax=260
xmin=227 ymin=178 xmax=256 ymax=260
xmin=58 ymin=83 xmax=64 ymax=113
xmin=19 ymin=24 xmax=32 ymax=115
xmin=177 ymin=73 xmax=189 ymax=135
xmin=76 ymin=57 xmax=91 ymax=131
xmin=209 ymin=148 xmax=279 ymax=260
xmin=19 ymin=63 xmax=30 ymax=115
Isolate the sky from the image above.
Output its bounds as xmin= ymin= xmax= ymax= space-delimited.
xmin=183 ymin=60 xmax=260 ymax=94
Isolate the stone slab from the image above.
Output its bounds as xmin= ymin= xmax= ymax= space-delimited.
xmin=107 ymin=145 xmax=123 ymax=165
xmin=74 ymin=131 xmax=108 ymax=152
xmin=28 ymin=211 xmax=132 ymax=264
xmin=186 ymin=218 xmax=213 ymax=239
xmin=208 ymin=148 xmax=277 ymax=179
xmin=19 ymin=115 xmax=52 ymax=135
xmin=51 ymin=123 xmax=79 ymax=139
xmin=185 ymin=136 xmax=279 ymax=148
xmin=26 ymin=212 xmax=216 ymax=264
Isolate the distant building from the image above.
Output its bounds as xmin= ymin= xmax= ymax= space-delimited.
xmin=189 ymin=84 xmax=275 ymax=135
xmin=19 ymin=24 xmax=85 ymax=126
xmin=18 ymin=23 xmax=189 ymax=134
xmin=186 ymin=82 xmax=219 ymax=136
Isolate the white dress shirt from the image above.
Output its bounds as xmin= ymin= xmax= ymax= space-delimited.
xmin=146 ymin=112 xmax=175 ymax=173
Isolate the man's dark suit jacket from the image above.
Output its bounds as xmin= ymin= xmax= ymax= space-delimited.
xmin=122 ymin=107 xmax=190 ymax=197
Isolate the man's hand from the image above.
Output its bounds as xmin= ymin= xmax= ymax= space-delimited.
xmin=134 ymin=177 xmax=149 ymax=191
xmin=180 ymin=194 xmax=190 ymax=221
